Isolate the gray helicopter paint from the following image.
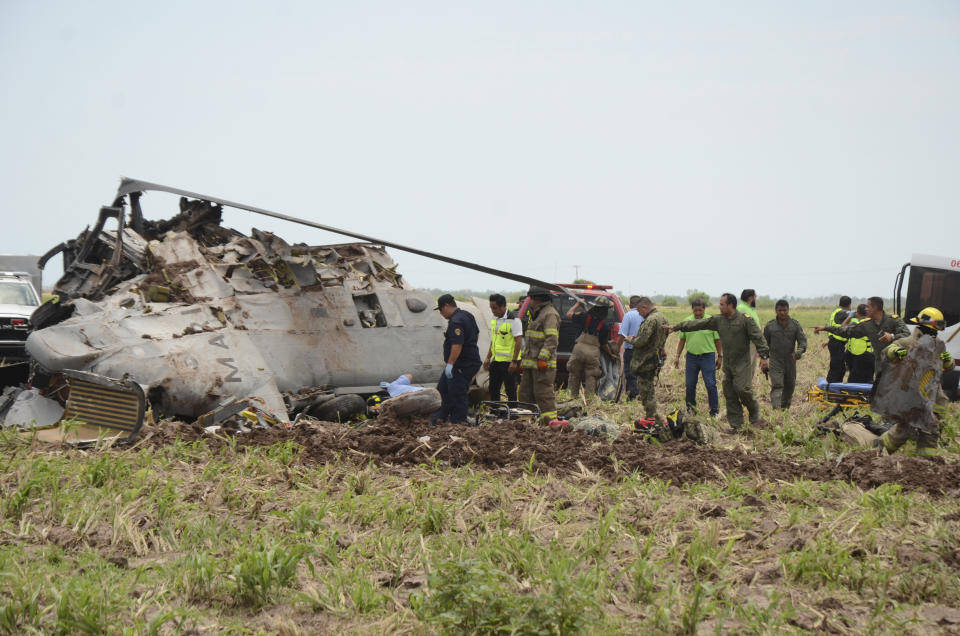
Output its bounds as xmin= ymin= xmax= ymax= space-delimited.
xmin=27 ymin=225 xmax=492 ymax=423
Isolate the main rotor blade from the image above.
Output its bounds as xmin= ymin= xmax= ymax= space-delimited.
xmin=117 ymin=178 xmax=575 ymax=297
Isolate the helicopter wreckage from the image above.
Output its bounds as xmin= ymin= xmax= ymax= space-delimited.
xmin=1 ymin=179 xmax=583 ymax=443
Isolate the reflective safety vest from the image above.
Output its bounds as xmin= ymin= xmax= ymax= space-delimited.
xmin=846 ymin=318 xmax=873 ymax=356
xmin=490 ymin=317 xmax=519 ymax=362
xmin=828 ymin=307 xmax=848 ymax=342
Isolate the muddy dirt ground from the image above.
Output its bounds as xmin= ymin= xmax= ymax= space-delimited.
xmin=141 ymin=414 xmax=960 ymax=498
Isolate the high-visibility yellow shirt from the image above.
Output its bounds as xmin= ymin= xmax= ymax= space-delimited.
xmin=846 ymin=318 xmax=872 ymax=355
xmin=490 ymin=316 xmax=521 ymax=361
xmin=828 ymin=307 xmax=848 ymax=342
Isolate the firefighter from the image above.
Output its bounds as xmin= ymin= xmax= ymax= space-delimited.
xmin=519 ymin=286 xmax=560 ymax=423
xmin=825 ymin=296 xmax=852 ymax=382
xmin=874 ymin=307 xmax=954 ymax=457
xmin=565 ymin=296 xmax=616 ymax=398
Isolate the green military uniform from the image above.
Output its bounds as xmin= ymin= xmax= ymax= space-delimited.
xmin=519 ymin=303 xmax=560 ymax=422
xmin=823 ymin=312 xmax=909 ymax=381
xmin=876 ymin=330 xmax=955 ymax=456
xmin=737 ymin=301 xmax=761 ymax=377
xmin=629 ymin=308 xmax=669 ymax=423
xmin=763 ymin=317 xmax=807 ymax=409
xmin=673 ymin=311 xmax=770 ymax=429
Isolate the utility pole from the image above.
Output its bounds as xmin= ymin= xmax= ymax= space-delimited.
xmin=573 ymin=264 xmax=580 ymax=280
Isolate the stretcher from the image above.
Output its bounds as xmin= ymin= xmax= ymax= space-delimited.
xmin=475 ymin=401 xmax=540 ymax=425
xmin=807 ymin=378 xmax=873 ymax=427
xmin=808 ymin=378 xmax=873 ymax=407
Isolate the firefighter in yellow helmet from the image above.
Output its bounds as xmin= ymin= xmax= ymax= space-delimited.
xmin=519 ymin=286 xmax=560 ymax=423
xmin=873 ymin=307 xmax=955 ymax=457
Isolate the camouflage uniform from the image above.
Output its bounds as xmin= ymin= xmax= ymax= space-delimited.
xmin=763 ymin=317 xmax=807 ymax=409
xmin=629 ymin=308 xmax=669 ymax=423
xmin=823 ymin=312 xmax=909 ymax=381
xmin=519 ymin=303 xmax=560 ymax=422
xmin=673 ymin=312 xmax=770 ymax=430
xmin=875 ymin=330 xmax=955 ymax=456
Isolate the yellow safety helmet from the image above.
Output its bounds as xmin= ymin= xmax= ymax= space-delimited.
xmin=910 ymin=307 xmax=945 ymax=331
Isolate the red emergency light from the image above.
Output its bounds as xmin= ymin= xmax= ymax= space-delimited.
xmin=563 ymin=283 xmax=612 ymax=290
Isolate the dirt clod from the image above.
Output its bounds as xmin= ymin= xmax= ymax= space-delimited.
xmin=141 ymin=418 xmax=960 ymax=497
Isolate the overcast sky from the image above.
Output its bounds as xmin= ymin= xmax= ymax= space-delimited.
xmin=2 ymin=1 xmax=958 ymax=299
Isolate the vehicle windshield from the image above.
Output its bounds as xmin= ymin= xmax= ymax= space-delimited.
xmin=0 ymin=281 xmax=39 ymax=306
xmin=552 ymin=294 xmax=614 ymax=322
xmin=906 ymin=266 xmax=960 ymax=327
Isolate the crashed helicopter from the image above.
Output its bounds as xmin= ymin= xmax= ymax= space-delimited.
xmin=17 ymin=179 xmax=610 ymax=436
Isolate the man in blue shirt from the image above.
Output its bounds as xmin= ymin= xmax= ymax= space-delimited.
xmin=430 ymin=294 xmax=481 ymax=425
xmin=616 ymin=296 xmax=643 ymax=400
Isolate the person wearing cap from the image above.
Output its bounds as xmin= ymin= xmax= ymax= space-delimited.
xmin=483 ymin=294 xmax=523 ymax=403
xmin=814 ymin=296 xmax=908 ymax=382
xmin=665 ymin=292 xmax=770 ymax=432
xmin=872 ymin=306 xmax=954 ymax=457
xmin=564 ymin=296 xmax=616 ymax=398
xmin=629 ymin=297 xmax=670 ymax=425
xmin=519 ymin=286 xmax=560 ymax=423
xmin=430 ymin=294 xmax=482 ymax=425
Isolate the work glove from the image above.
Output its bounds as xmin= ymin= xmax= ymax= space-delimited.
xmin=444 ymin=363 xmax=454 ymax=379
xmin=894 ymin=347 xmax=908 ymax=360
xmin=942 ymin=351 xmax=953 ymax=365
xmin=537 ymin=359 xmax=549 ymax=371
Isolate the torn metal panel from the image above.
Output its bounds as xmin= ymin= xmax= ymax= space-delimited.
xmin=112 ymin=178 xmax=575 ymax=298
xmin=872 ymin=334 xmax=944 ymax=434
xmin=10 ymin=371 xmax=146 ymax=445
xmin=1 ymin=388 xmax=64 ymax=429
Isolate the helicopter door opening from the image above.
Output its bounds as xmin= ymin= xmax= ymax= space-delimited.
xmin=905 ymin=266 xmax=960 ymax=328
xmin=353 ymin=293 xmax=387 ymax=328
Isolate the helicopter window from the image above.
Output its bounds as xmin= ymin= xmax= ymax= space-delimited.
xmin=906 ymin=266 xmax=960 ymax=327
xmin=353 ymin=293 xmax=387 ymax=328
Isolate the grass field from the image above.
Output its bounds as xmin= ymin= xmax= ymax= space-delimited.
xmin=2 ymin=306 xmax=959 ymax=634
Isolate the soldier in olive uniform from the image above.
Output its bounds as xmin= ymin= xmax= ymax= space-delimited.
xmin=519 ymin=286 xmax=561 ymax=423
xmin=629 ymin=297 xmax=670 ymax=424
xmin=763 ymin=300 xmax=807 ymax=410
xmin=666 ymin=293 xmax=770 ymax=431
xmin=814 ymin=296 xmax=909 ymax=382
